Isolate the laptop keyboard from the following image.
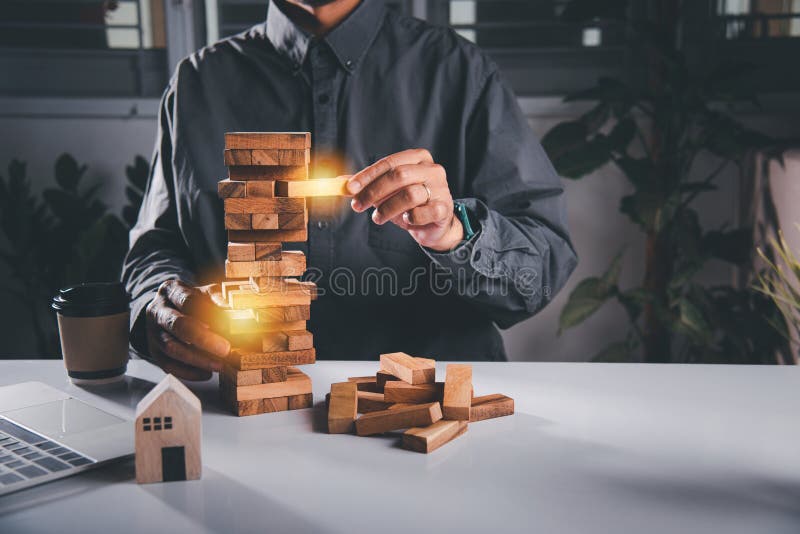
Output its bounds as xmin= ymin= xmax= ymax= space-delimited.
xmin=0 ymin=418 xmax=95 ymax=488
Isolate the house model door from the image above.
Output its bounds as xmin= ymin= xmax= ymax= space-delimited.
xmin=161 ymin=446 xmax=186 ymax=482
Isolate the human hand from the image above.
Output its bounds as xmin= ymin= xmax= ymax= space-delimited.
xmin=347 ymin=149 xmax=463 ymax=251
xmin=144 ymin=280 xmax=231 ymax=381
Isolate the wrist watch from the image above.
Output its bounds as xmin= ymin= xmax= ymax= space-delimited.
xmin=454 ymin=202 xmax=477 ymax=243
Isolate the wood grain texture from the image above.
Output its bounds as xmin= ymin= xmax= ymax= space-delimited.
xmin=244 ymin=180 xmax=275 ymax=197
xmin=402 ymin=420 xmax=468 ymax=454
xmin=376 ymin=370 xmax=399 ymax=392
xmin=224 ymin=251 xmax=306 ymax=278
xmin=218 ymin=179 xmax=246 ymax=198
xmin=228 ymin=165 xmax=308 ymax=181
xmin=470 ymin=394 xmax=515 ymax=422
xmin=228 ymin=348 xmax=316 ymax=370
xmin=347 ymin=376 xmax=379 ymax=392
xmin=288 ymin=393 xmax=313 ymax=410
xmin=227 ymin=288 xmax=312 ymax=309
xmin=255 ymin=305 xmax=311 ymax=323
xmin=443 ymin=364 xmax=472 ymax=421
xmin=251 ymin=213 xmax=279 ymax=230
xmin=221 ymin=367 xmax=311 ymax=401
xmin=274 ymin=177 xmax=350 ymax=197
xmin=262 ymin=397 xmax=290 ymax=413
xmin=224 ymin=213 xmax=251 ymax=230
xmin=225 ymin=132 xmax=310 ymax=150
xmin=379 ymin=352 xmax=436 ymax=385
xmin=252 ymin=278 xmax=317 ymax=298
xmin=357 ymin=391 xmax=393 ymax=414
xmin=278 ymin=211 xmax=307 ymax=230
xmin=255 ymin=243 xmax=283 ymax=260
xmin=220 ymin=366 xmax=262 ymax=386
xmin=383 ymin=382 xmax=443 ymax=404
xmin=354 ymin=402 xmax=442 ymax=436
xmin=221 ymin=308 xmax=306 ymax=335
xmin=135 ymin=375 xmax=202 ymax=483
xmin=328 ymin=382 xmax=358 ymax=434
xmin=228 ymin=242 xmax=256 ymax=262
xmin=224 ymin=197 xmax=306 ymax=214
xmin=225 ymin=149 xmax=310 ymax=166
xmin=262 ymin=366 xmax=289 ymax=383
xmin=228 ymin=228 xmax=308 ymax=243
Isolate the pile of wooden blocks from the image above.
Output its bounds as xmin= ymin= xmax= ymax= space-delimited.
xmin=326 ymin=353 xmax=514 ymax=453
xmin=214 ymin=132 xmax=347 ymax=416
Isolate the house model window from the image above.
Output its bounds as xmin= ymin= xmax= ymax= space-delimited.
xmin=142 ymin=416 xmax=173 ymax=432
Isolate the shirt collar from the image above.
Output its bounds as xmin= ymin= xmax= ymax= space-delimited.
xmin=265 ymin=0 xmax=385 ymax=72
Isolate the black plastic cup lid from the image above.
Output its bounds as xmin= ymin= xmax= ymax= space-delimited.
xmin=52 ymin=282 xmax=130 ymax=318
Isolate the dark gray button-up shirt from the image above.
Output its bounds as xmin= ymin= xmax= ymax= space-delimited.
xmin=123 ymin=0 xmax=577 ymax=361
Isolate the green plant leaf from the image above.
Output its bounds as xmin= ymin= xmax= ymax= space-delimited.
xmin=614 ymin=156 xmax=652 ymax=188
xmin=591 ymin=341 xmax=632 ymax=362
xmin=552 ymin=135 xmax=613 ymax=179
xmin=674 ymin=297 xmax=711 ymax=345
xmin=558 ymin=277 xmax=608 ymax=333
xmin=54 ymin=154 xmax=85 ymax=192
xmin=606 ymin=118 xmax=636 ymax=152
xmin=541 ymin=121 xmax=588 ymax=161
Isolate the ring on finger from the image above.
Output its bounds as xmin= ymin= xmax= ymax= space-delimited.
xmin=421 ymin=182 xmax=432 ymax=206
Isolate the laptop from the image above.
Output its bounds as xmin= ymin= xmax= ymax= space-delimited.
xmin=0 ymin=381 xmax=133 ymax=496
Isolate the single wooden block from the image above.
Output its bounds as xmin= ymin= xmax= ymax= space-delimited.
xmin=255 ymin=305 xmax=311 ymax=323
xmin=347 ymin=376 xmax=379 ymax=392
xmin=274 ymin=177 xmax=351 ymax=198
xmin=229 ymin=165 xmax=308 ymax=181
xmin=229 ymin=348 xmax=316 ymax=370
xmin=220 ymin=365 xmax=263 ymax=386
xmin=225 ymin=132 xmax=310 ymax=150
xmin=251 ymin=213 xmax=279 ymax=230
xmin=233 ymin=330 xmax=312 ymax=353
xmin=262 ymin=397 xmax=290 ymax=413
xmin=328 ymin=382 xmax=358 ymax=434
xmin=357 ymin=391 xmax=393 ymax=414
xmin=218 ymin=179 xmax=246 ymax=198
xmin=228 ymin=228 xmax=308 ymax=243
xmin=376 ymin=370 xmax=399 ymax=392
xmin=227 ymin=288 xmax=312 ymax=310
xmin=402 ymin=420 xmax=468 ymax=454
xmin=135 ymin=375 xmax=202 ymax=484
xmin=225 ymin=398 xmax=263 ymax=417
xmin=278 ymin=211 xmax=307 ymax=230
xmin=224 ymin=251 xmax=306 ymax=278
xmin=228 ymin=242 xmax=256 ymax=262
xmin=221 ymin=308 xmax=306 ymax=335
xmin=224 ymin=197 xmax=306 ymax=214
xmin=224 ymin=213 xmax=251 ymax=230
xmin=245 ymin=180 xmax=275 ymax=197
xmin=223 ymin=367 xmax=311 ymax=401
xmin=262 ymin=366 xmax=288 ymax=383
xmin=383 ymin=382 xmax=443 ymax=404
xmin=379 ymin=352 xmax=436 ymax=385
xmin=286 ymin=329 xmax=313 ymax=351
xmin=470 ymin=394 xmax=515 ymax=422
xmin=355 ymin=402 xmax=442 ymax=436
xmin=255 ymin=243 xmax=282 ymax=260
xmin=288 ymin=393 xmax=313 ymax=410
xmin=250 ymin=278 xmax=317 ymax=298
xmin=225 ymin=149 xmax=310 ymax=167
xmin=443 ymin=364 xmax=472 ymax=421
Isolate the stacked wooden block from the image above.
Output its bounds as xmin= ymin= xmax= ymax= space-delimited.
xmin=215 ymin=132 xmax=318 ymax=416
xmin=326 ymin=353 xmax=515 ymax=453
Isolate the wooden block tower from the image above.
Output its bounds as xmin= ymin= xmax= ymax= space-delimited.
xmin=216 ymin=132 xmax=318 ymax=416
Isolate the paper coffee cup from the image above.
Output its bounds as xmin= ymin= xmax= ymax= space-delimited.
xmin=52 ymin=283 xmax=131 ymax=385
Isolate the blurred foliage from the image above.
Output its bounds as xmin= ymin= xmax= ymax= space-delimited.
xmin=0 ymin=154 xmax=147 ymax=357
xmin=543 ymin=18 xmax=791 ymax=363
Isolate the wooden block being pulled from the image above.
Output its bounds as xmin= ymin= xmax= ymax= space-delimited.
xmin=224 ymin=251 xmax=306 ymax=278
xmin=220 ymin=365 xmax=263 ymax=386
xmin=229 ymin=348 xmax=316 ymax=370
xmin=376 ymin=370 xmax=399 ymax=392
xmin=384 ymin=381 xmax=443 ymax=404
xmin=224 ymin=197 xmax=306 ymax=214
xmin=355 ymin=402 xmax=442 ymax=436
xmin=255 ymin=305 xmax=311 ymax=323
xmin=222 ymin=367 xmax=311 ymax=401
xmin=262 ymin=366 xmax=288 ymax=383
xmin=229 ymin=228 xmax=308 ymax=243
xmin=328 ymin=382 xmax=358 ymax=434
xmin=357 ymin=391 xmax=393 ymax=414
xmin=251 ymin=213 xmax=279 ymax=230
xmin=470 ymin=394 xmax=514 ymax=422
xmin=443 ymin=364 xmax=472 ymax=421
xmin=379 ymin=352 xmax=435 ymax=385
xmin=229 ymin=165 xmax=308 ymax=181
xmin=225 ymin=132 xmax=310 ymax=150
xmin=347 ymin=376 xmax=379 ymax=392
xmin=218 ymin=179 xmax=246 ymax=198
xmin=224 ymin=149 xmax=310 ymax=167
xmin=275 ymin=177 xmax=350 ymax=198
xmin=402 ymin=420 xmax=468 ymax=454
xmin=225 ymin=213 xmax=251 ymax=230
xmin=245 ymin=180 xmax=275 ymax=197
xmin=288 ymin=393 xmax=313 ymax=410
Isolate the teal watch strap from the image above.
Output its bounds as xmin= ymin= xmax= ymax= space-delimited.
xmin=454 ymin=202 xmax=476 ymax=241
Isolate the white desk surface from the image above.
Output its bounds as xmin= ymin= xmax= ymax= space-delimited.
xmin=0 ymin=359 xmax=798 ymax=534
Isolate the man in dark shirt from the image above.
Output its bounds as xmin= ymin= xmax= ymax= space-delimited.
xmin=123 ymin=0 xmax=577 ymax=380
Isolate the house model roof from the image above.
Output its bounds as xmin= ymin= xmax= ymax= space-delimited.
xmin=136 ymin=374 xmax=201 ymax=417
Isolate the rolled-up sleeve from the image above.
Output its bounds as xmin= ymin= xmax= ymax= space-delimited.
xmin=121 ymin=84 xmax=196 ymax=354
xmin=424 ymin=68 xmax=577 ymax=329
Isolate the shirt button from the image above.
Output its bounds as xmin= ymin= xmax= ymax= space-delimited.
xmin=345 ymin=59 xmax=353 ymax=69
xmin=316 ymin=220 xmax=329 ymax=230
xmin=318 ymin=94 xmax=330 ymax=104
